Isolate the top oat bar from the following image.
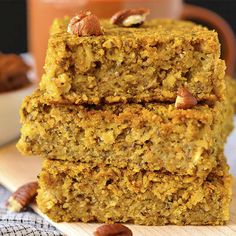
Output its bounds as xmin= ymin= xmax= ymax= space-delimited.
xmin=40 ymin=17 xmax=226 ymax=105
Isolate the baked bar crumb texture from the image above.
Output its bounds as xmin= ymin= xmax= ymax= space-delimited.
xmin=17 ymin=87 xmax=234 ymax=176
xmin=39 ymin=18 xmax=225 ymax=105
xmin=37 ymin=158 xmax=232 ymax=225
xmin=17 ymin=14 xmax=235 ymax=226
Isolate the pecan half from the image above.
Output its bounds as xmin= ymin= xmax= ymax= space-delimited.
xmin=94 ymin=224 xmax=133 ymax=236
xmin=175 ymin=87 xmax=198 ymax=109
xmin=67 ymin=11 xmax=103 ymax=36
xmin=111 ymin=8 xmax=150 ymax=27
xmin=0 ymin=53 xmax=30 ymax=92
xmin=6 ymin=181 xmax=38 ymax=212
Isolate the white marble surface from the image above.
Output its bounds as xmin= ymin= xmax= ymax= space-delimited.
xmin=225 ymin=116 xmax=236 ymax=175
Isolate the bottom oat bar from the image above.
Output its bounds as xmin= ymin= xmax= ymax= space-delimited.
xmin=37 ymin=156 xmax=231 ymax=225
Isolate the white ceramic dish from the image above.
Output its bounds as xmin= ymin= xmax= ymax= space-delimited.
xmin=0 ymin=83 xmax=35 ymax=146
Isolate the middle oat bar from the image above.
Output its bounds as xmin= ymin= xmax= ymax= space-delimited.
xmin=17 ymin=89 xmax=234 ymax=177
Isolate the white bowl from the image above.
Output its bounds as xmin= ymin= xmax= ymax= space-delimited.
xmin=0 ymin=84 xmax=35 ymax=146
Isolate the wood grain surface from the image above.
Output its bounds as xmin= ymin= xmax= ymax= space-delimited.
xmin=0 ymin=144 xmax=235 ymax=236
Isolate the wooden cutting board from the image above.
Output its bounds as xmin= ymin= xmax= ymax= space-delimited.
xmin=0 ymin=144 xmax=236 ymax=236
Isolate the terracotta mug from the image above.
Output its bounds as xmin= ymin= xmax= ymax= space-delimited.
xmin=28 ymin=0 xmax=236 ymax=79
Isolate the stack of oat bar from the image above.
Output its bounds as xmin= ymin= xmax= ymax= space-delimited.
xmin=17 ymin=9 xmax=234 ymax=225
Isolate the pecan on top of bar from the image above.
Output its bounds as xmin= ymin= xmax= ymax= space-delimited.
xmin=111 ymin=8 xmax=150 ymax=27
xmin=175 ymin=87 xmax=198 ymax=109
xmin=67 ymin=10 xmax=103 ymax=36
